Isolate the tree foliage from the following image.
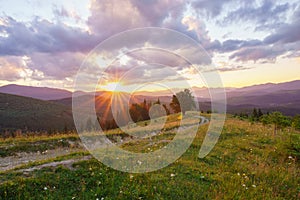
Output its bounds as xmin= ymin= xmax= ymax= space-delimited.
xmin=129 ymin=102 xmax=150 ymax=123
xmin=170 ymin=95 xmax=180 ymax=114
xmin=250 ymin=108 xmax=264 ymax=122
xmin=170 ymin=89 xmax=195 ymax=115
xmin=292 ymin=115 xmax=300 ymax=130
xmin=261 ymin=111 xmax=291 ymax=135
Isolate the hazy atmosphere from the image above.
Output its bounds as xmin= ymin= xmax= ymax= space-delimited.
xmin=0 ymin=1 xmax=299 ymax=199
xmin=1 ymin=0 xmax=300 ymax=90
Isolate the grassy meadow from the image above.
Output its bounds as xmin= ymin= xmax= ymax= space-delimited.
xmin=0 ymin=114 xmax=299 ymax=199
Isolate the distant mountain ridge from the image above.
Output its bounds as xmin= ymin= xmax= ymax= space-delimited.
xmin=0 ymin=80 xmax=299 ymax=131
xmin=0 ymin=84 xmax=72 ymax=100
xmin=1 ymin=80 xmax=299 ymax=101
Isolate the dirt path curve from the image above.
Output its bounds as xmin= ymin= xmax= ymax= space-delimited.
xmin=0 ymin=148 xmax=85 ymax=172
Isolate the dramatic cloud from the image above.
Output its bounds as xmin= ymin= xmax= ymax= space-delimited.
xmin=0 ymin=0 xmax=299 ymax=85
xmin=263 ymin=7 xmax=300 ymax=45
xmin=0 ymin=16 xmax=95 ymax=56
xmin=226 ymin=4 xmax=300 ymax=62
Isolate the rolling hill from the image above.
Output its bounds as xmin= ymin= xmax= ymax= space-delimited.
xmin=0 ymin=93 xmax=75 ymax=132
xmin=0 ymin=80 xmax=299 ymax=132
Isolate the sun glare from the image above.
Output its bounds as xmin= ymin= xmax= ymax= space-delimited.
xmin=102 ymin=81 xmax=126 ymax=92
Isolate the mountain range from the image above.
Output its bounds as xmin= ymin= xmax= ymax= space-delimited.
xmin=0 ymin=84 xmax=72 ymax=100
xmin=0 ymin=80 xmax=299 ymax=132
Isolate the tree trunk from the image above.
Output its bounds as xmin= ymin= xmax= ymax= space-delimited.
xmin=273 ymin=124 xmax=277 ymax=136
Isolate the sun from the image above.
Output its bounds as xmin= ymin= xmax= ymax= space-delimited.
xmin=102 ymin=81 xmax=127 ymax=92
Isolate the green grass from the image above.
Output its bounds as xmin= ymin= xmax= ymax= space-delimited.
xmin=0 ymin=92 xmax=74 ymax=132
xmin=0 ymin=115 xmax=299 ymax=199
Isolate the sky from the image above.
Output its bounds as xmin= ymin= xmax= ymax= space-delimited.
xmin=0 ymin=0 xmax=299 ymax=92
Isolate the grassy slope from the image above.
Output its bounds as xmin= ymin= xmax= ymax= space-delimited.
xmin=0 ymin=115 xmax=299 ymax=199
xmin=0 ymin=93 xmax=75 ymax=132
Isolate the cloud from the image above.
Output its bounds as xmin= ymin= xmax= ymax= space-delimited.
xmin=221 ymin=0 xmax=290 ymax=30
xmin=216 ymin=65 xmax=252 ymax=72
xmin=53 ymin=5 xmax=82 ymax=22
xmin=87 ymin=0 xmax=148 ymax=38
xmin=0 ymin=16 xmax=95 ymax=56
xmin=225 ymin=4 xmax=300 ymax=62
xmin=0 ymin=56 xmax=24 ymax=81
xmin=27 ymin=52 xmax=85 ymax=79
xmin=220 ymin=39 xmax=262 ymax=52
xmin=1 ymin=0 xmax=300 ymax=83
xmin=229 ymin=46 xmax=286 ymax=62
xmin=192 ymin=0 xmax=234 ymax=18
xmin=263 ymin=7 xmax=300 ymax=45
xmin=130 ymin=0 xmax=185 ymax=25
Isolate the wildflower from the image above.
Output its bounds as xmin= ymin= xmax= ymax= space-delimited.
xmin=130 ymin=175 xmax=134 ymax=179
xmin=242 ymin=184 xmax=246 ymax=187
xmin=237 ymin=173 xmax=240 ymax=176
xmin=170 ymin=173 xmax=176 ymax=177
xmin=137 ymin=160 xmax=142 ymax=165
xmin=252 ymin=184 xmax=256 ymax=188
xmin=288 ymin=156 xmax=293 ymax=159
xmin=72 ymin=197 xmax=76 ymax=200
xmin=44 ymin=187 xmax=48 ymax=190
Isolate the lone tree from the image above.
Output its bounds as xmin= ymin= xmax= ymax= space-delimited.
xmin=261 ymin=111 xmax=291 ymax=136
xmin=170 ymin=95 xmax=180 ymax=113
xmin=170 ymin=89 xmax=195 ymax=115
